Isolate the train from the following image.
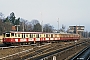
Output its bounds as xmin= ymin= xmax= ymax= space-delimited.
xmin=2 ymin=31 xmax=80 ymax=45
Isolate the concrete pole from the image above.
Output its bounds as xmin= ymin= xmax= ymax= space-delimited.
xmin=57 ymin=18 xmax=59 ymax=32
xmin=42 ymin=20 xmax=43 ymax=32
xmin=17 ymin=26 xmax=18 ymax=31
xmin=41 ymin=12 xmax=43 ymax=32
xmin=23 ymin=22 xmax=24 ymax=32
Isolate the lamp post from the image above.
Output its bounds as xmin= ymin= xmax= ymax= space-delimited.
xmin=41 ymin=12 xmax=43 ymax=32
xmin=23 ymin=21 xmax=24 ymax=32
xmin=15 ymin=25 xmax=20 ymax=31
xmin=57 ymin=18 xmax=59 ymax=32
xmin=41 ymin=20 xmax=43 ymax=32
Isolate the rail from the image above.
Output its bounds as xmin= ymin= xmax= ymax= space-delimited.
xmin=25 ymin=40 xmax=90 ymax=60
xmin=0 ymin=43 xmax=51 ymax=60
xmin=70 ymin=46 xmax=90 ymax=60
xmin=0 ymin=39 xmax=90 ymax=60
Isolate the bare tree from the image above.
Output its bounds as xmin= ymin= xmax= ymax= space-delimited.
xmin=0 ymin=12 xmax=5 ymax=20
xmin=43 ymin=24 xmax=54 ymax=33
xmin=27 ymin=22 xmax=33 ymax=31
xmin=19 ymin=18 xmax=27 ymax=31
xmin=60 ymin=24 xmax=66 ymax=32
xmin=31 ymin=19 xmax=39 ymax=26
xmin=33 ymin=23 xmax=42 ymax=32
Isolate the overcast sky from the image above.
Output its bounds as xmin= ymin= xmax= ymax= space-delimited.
xmin=0 ymin=0 xmax=90 ymax=31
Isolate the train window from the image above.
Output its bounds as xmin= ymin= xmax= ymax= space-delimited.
xmin=15 ymin=34 xmax=17 ymax=37
xmin=36 ymin=34 xmax=39 ymax=38
xmin=48 ymin=34 xmax=50 ymax=38
xmin=6 ymin=33 xmax=10 ymax=37
xmin=22 ymin=34 xmax=25 ymax=38
xmin=36 ymin=34 xmax=38 ymax=38
xmin=30 ymin=34 xmax=31 ymax=38
xmin=22 ymin=34 xmax=23 ymax=38
xmin=55 ymin=34 xmax=57 ymax=37
xmin=57 ymin=34 xmax=59 ymax=37
xmin=30 ymin=34 xmax=33 ymax=38
xmin=44 ymin=34 xmax=45 ymax=37
xmin=11 ymin=33 xmax=14 ymax=36
xmin=38 ymin=34 xmax=39 ymax=38
xmin=40 ymin=34 xmax=41 ymax=37
xmin=32 ymin=34 xmax=33 ymax=38
xmin=46 ymin=34 xmax=48 ymax=38
xmin=33 ymin=34 xmax=35 ymax=37
xmin=36 ymin=34 xmax=37 ymax=38
xmin=24 ymin=34 xmax=25 ymax=38
xmin=51 ymin=34 xmax=53 ymax=38
xmin=26 ymin=34 xmax=28 ymax=37
xmin=34 ymin=34 xmax=35 ymax=37
xmin=18 ymin=34 xmax=20 ymax=37
xmin=53 ymin=34 xmax=55 ymax=37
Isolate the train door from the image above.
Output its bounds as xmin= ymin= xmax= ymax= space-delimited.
xmin=33 ymin=34 xmax=36 ymax=43
xmin=21 ymin=33 xmax=25 ymax=42
xmin=28 ymin=33 xmax=33 ymax=42
xmin=36 ymin=34 xmax=40 ymax=41
xmin=22 ymin=33 xmax=25 ymax=38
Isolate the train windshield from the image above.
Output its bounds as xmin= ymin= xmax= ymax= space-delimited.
xmin=6 ymin=33 xmax=10 ymax=37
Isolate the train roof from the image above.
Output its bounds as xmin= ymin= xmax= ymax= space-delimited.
xmin=3 ymin=31 xmax=79 ymax=35
xmin=4 ymin=31 xmax=43 ymax=34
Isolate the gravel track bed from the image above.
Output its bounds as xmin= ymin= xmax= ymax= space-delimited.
xmin=0 ymin=39 xmax=89 ymax=59
xmin=0 ymin=42 xmax=69 ymax=58
xmin=0 ymin=46 xmax=33 ymax=58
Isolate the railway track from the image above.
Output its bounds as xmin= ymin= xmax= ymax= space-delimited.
xmin=15 ymin=43 xmax=64 ymax=59
xmin=25 ymin=40 xmax=90 ymax=60
xmin=70 ymin=46 xmax=90 ymax=60
xmin=0 ymin=43 xmax=44 ymax=50
xmin=0 ymin=45 xmax=32 ymax=49
xmin=0 ymin=42 xmax=69 ymax=60
xmin=0 ymin=44 xmax=7 ymax=47
xmin=0 ymin=43 xmax=52 ymax=60
xmin=6 ymin=40 xmax=86 ymax=60
xmin=0 ymin=39 xmax=90 ymax=60
xmin=0 ymin=44 xmax=36 ymax=59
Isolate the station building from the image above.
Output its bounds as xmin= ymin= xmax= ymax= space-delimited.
xmin=68 ymin=25 xmax=85 ymax=34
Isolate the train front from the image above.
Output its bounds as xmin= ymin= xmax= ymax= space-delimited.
xmin=2 ymin=31 xmax=15 ymax=45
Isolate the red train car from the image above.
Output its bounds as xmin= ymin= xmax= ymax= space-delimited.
xmin=2 ymin=31 xmax=80 ymax=45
